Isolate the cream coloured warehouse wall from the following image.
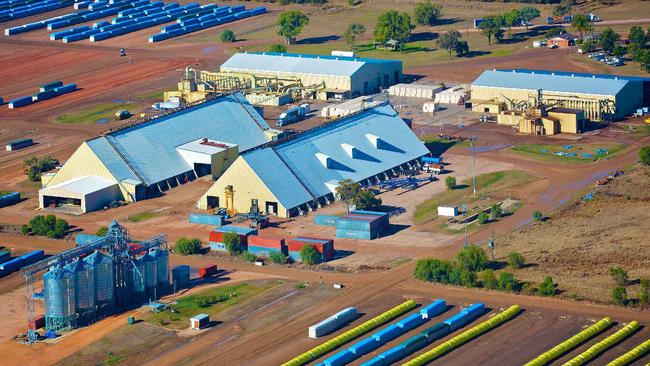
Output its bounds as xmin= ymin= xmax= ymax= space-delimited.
xmin=39 ymin=143 xmax=132 ymax=204
xmin=219 ymin=70 xmax=352 ymax=96
xmin=351 ymin=63 xmax=401 ymax=96
xmin=198 ymin=156 xmax=289 ymax=217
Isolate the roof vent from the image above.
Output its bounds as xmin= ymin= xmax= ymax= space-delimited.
xmin=615 ymin=77 xmax=618 ymax=80
xmin=571 ymin=74 xmax=575 ymax=77
xmin=341 ymin=143 xmax=358 ymax=158
xmin=593 ymin=75 xmax=596 ymax=78
xmin=315 ymin=152 xmax=331 ymax=168
xmin=366 ymin=134 xmax=380 ymax=148
xmin=551 ymin=72 xmax=555 ymax=76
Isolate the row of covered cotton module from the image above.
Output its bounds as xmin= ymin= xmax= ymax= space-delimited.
xmin=309 ymin=307 xmax=358 ymax=338
xmin=8 ymin=81 xmax=76 ymax=108
xmin=0 ymin=0 xmax=74 ymax=24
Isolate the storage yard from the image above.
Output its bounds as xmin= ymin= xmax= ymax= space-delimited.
xmin=0 ymin=0 xmax=650 ymax=364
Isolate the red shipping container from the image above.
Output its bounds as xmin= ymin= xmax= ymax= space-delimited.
xmin=29 ymin=315 xmax=45 ymax=330
xmin=209 ymin=231 xmax=248 ymax=245
xmin=247 ymin=235 xmax=285 ymax=249
xmin=198 ymin=264 xmax=218 ymax=278
xmin=287 ymin=237 xmax=335 ymax=261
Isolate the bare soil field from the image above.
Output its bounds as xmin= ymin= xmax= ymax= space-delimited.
xmin=497 ymin=164 xmax=650 ymax=304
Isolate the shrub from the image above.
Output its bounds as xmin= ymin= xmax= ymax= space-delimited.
xmin=507 ymin=252 xmax=525 ymax=269
xmin=456 ymin=244 xmax=488 ymax=272
xmin=25 ymin=215 xmax=68 ymax=239
xmin=175 ymin=237 xmax=202 ymax=255
xmin=612 ymin=286 xmax=628 ymax=306
xmin=413 ymin=1 xmax=442 ymax=26
xmin=220 ymin=30 xmax=236 ymax=43
xmin=498 ymin=272 xmax=520 ymax=292
xmin=223 ymin=232 xmax=242 ymax=256
xmin=268 ymin=44 xmax=287 ymax=53
xmin=532 ymin=211 xmax=543 ymax=221
xmin=638 ymin=278 xmax=649 ymax=306
xmin=269 ymin=251 xmax=289 ymax=264
xmin=20 ymin=224 xmax=30 ymax=235
xmin=479 ymin=269 xmax=498 ymax=290
xmin=537 ymin=276 xmax=557 ymax=296
xmin=96 ymin=226 xmax=108 ymax=237
xmin=640 ymin=146 xmax=650 ymax=165
xmin=414 ymin=258 xmax=453 ymax=283
xmin=609 ymin=266 xmax=628 ymax=286
xmin=24 ymin=156 xmax=57 ymax=182
xmin=490 ymin=204 xmax=502 ymax=219
xmin=352 ymin=190 xmax=382 ymax=211
xmin=241 ymin=251 xmax=257 ymax=262
xmin=477 ymin=212 xmax=489 ymax=225
xmin=445 ymin=176 xmax=456 ymax=190
xmin=460 ymin=268 xmax=476 ymax=288
xmin=299 ymin=244 xmax=320 ymax=265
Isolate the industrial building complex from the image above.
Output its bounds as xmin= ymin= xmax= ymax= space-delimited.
xmin=219 ymin=52 xmax=403 ymax=100
xmin=38 ymin=93 xmax=279 ymax=213
xmin=198 ymin=103 xmax=428 ymax=217
xmin=471 ymin=69 xmax=648 ymax=122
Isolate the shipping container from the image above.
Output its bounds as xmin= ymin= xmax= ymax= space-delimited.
xmin=286 ymin=237 xmax=334 ymax=261
xmin=188 ymin=213 xmax=223 ymax=226
xmin=53 ymin=83 xmax=77 ymax=95
xmin=39 ymin=81 xmax=63 ymax=92
xmin=198 ymin=264 xmax=218 ymax=278
xmin=335 ymin=228 xmax=374 ymax=240
xmin=247 ymin=235 xmax=285 ymax=249
xmin=32 ymin=89 xmax=58 ymax=101
xmin=350 ymin=210 xmax=389 ymax=229
xmin=5 ymin=139 xmax=32 ymax=151
xmin=190 ymin=313 xmax=209 ymax=329
xmin=314 ymin=214 xmax=339 ymax=226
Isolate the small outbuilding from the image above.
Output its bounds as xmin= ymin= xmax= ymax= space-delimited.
xmin=190 ymin=314 xmax=209 ymax=330
xmin=39 ymin=176 xmax=120 ymax=214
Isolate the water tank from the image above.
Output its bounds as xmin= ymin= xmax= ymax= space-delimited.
xmin=44 ymin=266 xmax=76 ymax=319
xmin=65 ymin=259 xmax=95 ymax=311
xmin=142 ymin=253 xmax=157 ymax=289
xmin=84 ymin=251 xmax=114 ymax=304
xmin=153 ymin=249 xmax=169 ymax=288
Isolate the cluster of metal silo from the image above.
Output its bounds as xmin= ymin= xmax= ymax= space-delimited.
xmin=44 ymin=266 xmax=76 ymax=331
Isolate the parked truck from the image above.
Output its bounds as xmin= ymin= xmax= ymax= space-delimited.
xmin=276 ymin=103 xmax=310 ymax=127
xmin=547 ymin=15 xmax=573 ymax=25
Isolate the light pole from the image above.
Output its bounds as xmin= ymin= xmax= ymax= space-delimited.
xmin=470 ymin=135 xmax=477 ymax=197
xmin=462 ymin=202 xmax=468 ymax=249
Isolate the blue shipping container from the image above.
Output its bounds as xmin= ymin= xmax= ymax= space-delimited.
xmin=247 ymin=245 xmax=280 ymax=256
xmin=189 ymin=213 xmax=223 ymax=226
xmin=314 ymin=214 xmax=339 ymax=226
xmin=335 ymin=228 xmax=374 ymax=240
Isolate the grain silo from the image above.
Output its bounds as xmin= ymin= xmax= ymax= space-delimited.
xmin=44 ymin=266 xmax=76 ymax=331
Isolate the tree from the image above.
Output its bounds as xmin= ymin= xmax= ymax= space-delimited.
xmin=641 ymin=50 xmax=650 ymax=73
xmin=413 ymin=1 xmax=442 ymax=27
xmin=537 ymin=276 xmax=557 ymax=296
xmin=609 ymin=266 xmax=628 ymax=286
xmin=456 ymin=244 xmax=488 ymax=272
xmin=241 ymin=251 xmax=257 ymax=262
xmin=96 ymin=226 xmax=108 ymax=237
xmin=532 ymin=211 xmax=543 ymax=221
xmin=24 ymin=156 xmax=57 ymax=182
xmin=498 ymin=272 xmax=520 ymax=292
xmin=507 ymin=252 xmax=525 ymax=269
xmin=628 ymin=26 xmax=646 ymax=47
xmin=571 ymin=14 xmax=592 ymax=41
xmin=20 ymin=224 xmax=30 ymax=235
xmin=599 ymin=27 xmax=620 ymax=54
xmin=269 ymin=44 xmax=287 ymax=53
xmin=414 ymin=258 xmax=453 ymax=283
xmin=445 ymin=176 xmax=456 ymax=190
xmin=374 ymin=10 xmax=414 ymax=50
xmin=299 ymin=244 xmax=320 ymax=265
xmin=454 ymin=40 xmax=469 ymax=57
xmin=437 ymin=30 xmax=461 ymax=59
xmin=269 ymin=251 xmax=289 ymax=264
xmin=518 ymin=6 xmax=540 ymax=30
xmin=553 ymin=0 xmax=574 ymax=16
xmin=490 ymin=204 xmax=502 ymax=220
xmin=545 ymin=27 xmax=564 ymax=39
xmin=477 ymin=212 xmax=489 ymax=225
xmin=640 ymin=146 xmax=650 ymax=165
xmin=479 ymin=269 xmax=498 ymax=290
xmin=479 ymin=16 xmax=504 ymax=45
xmin=612 ymin=45 xmax=626 ymax=59
xmin=501 ymin=10 xmax=520 ymax=36
xmin=175 ymin=237 xmax=202 ymax=255
xmin=612 ymin=286 xmax=628 ymax=306
xmin=638 ymin=278 xmax=649 ymax=306
xmin=220 ymin=30 xmax=236 ymax=43
xmin=26 ymin=215 xmax=67 ymax=238
xmin=276 ymin=11 xmax=309 ymax=44
xmin=460 ymin=268 xmax=476 ymax=288
xmin=344 ymin=23 xmax=366 ymax=50
xmin=352 ymin=190 xmax=382 ymax=211
xmin=223 ymin=231 xmax=242 ymax=255
xmin=335 ymin=178 xmax=362 ymax=212
xmin=579 ymin=40 xmax=596 ymax=54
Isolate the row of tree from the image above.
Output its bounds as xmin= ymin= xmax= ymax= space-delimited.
xmin=414 ymin=245 xmax=558 ymax=297
xmin=478 ymin=6 xmax=541 ymax=45
xmin=609 ymin=266 xmax=650 ymax=307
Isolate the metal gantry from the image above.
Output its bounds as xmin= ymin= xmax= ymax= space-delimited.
xmin=20 ymin=221 xmax=167 ymax=343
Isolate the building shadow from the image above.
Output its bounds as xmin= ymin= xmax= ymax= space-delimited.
xmin=296 ymin=35 xmax=340 ymax=44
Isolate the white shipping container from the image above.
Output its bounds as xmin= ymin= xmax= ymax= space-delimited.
xmin=423 ymin=102 xmax=439 ymax=113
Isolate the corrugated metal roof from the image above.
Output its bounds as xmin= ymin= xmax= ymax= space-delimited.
xmin=220 ymin=52 xmax=401 ymax=78
xmin=40 ymin=176 xmax=117 ymax=197
xmin=88 ymin=93 xmax=270 ymax=186
xmin=502 ymin=68 xmax=650 ymax=82
xmin=472 ymin=69 xmax=630 ymax=96
xmin=242 ymin=103 xmax=429 ymax=209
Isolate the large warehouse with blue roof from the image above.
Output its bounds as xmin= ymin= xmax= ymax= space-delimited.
xmin=198 ymin=102 xmax=429 ymax=217
xmin=471 ymin=69 xmax=648 ymax=121
xmin=219 ymin=52 xmax=403 ymax=100
xmin=39 ymin=93 xmax=280 ymax=213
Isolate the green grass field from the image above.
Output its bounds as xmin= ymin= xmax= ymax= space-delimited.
xmin=145 ymin=282 xmax=277 ymax=330
xmin=413 ymin=170 xmax=534 ymax=225
xmin=127 ymin=211 xmax=160 ymax=223
xmin=55 ymin=103 xmax=129 ymax=125
xmin=509 ymin=143 xmax=628 ymax=164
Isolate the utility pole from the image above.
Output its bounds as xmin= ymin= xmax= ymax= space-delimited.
xmin=462 ymin=202 xmax=468 ymax=248
xmin=471 ymin=135 xmax=477 ymax=197
xmin=488 ymin=230 xmax=495 ymax=260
